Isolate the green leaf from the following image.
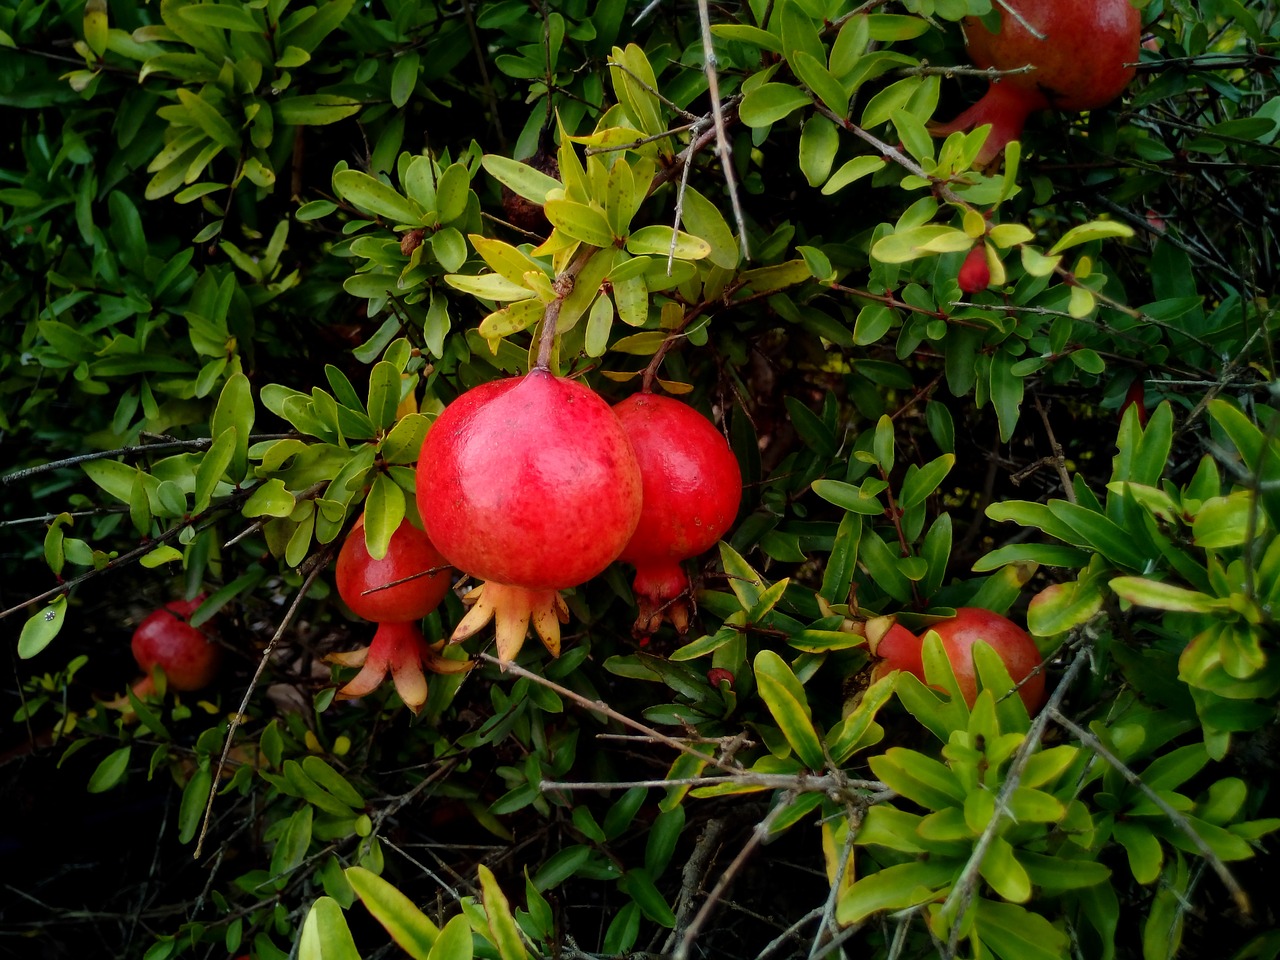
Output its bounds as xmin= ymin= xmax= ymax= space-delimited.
xmin=87 ymin=745 xmax=132 ymax=794
xmin=426 ymin=915 xmax=473 ymax=960
xmin=211 ymin=372 xmax=254 ymax=483
xmin=334 ymin=169 xmax=423 ymax=224
xmin=478 ymin=863 xmax=527 ymax=960
xmin=18 ymin=597 xmax=67 ymax=659
xmin=1047 ymin=219 xmax=1135 ymax=255
xmin=346 ymin=865 xmax=440 ymax=958
xmin=481 ymin=154 xmax=561 ymax=204
xmin=270 ymin=805 xmax=314 ymax=879
xmin=791 ymin=50 xmax=849 ymax=117
xmin=366 ymin=361 xmax=402 ymax=431
xmin=899 ymin=454 xmax=954 ymax=509
xmin=244 ymin=478 xmax=297 ymax=518
xmin=435 ymin=163 xmax=471 ymax=224
xmin=680 ymin=186 xmax=739 ymax=269
xmin=822 ymin=155 xmax=886 ymax=195
xmin=619 ymin=868 xmax=676 ymax=928
xmin=739 ymin=82 xmax=811 ymax=127
xmin=974 ymin=899 xmax=1070 ymax=960
xmin=980 ymin=835 xmax=1032 ymax=902
xmin=363 ymin=474 xmax=406 ymax=561
xmin=176 ymin=88 xmax=239 ymax=151
xmin=177 ymin=3 xmax=260 ymax=31
xmin=1109 ymin=577 xmax=1224 ymax=614
xmin=391 ymin=51 xmax=420 ymax=108
xmin=754 ymin=650 xmax=825 ymax=770
xmin=836 ymin=860 xmax=957 ymax=925
xmin=193 ymin=427 xmax=236 ymax=514
xmin=298 ymin=897 xmax=361 ymax=960
xmin=1047 ymin=501 xmax=1149 ymax=569
xmin=626 ymin=225 xmax=710 ymax=260
xmin=175 ymin=766 xmax=210 ymax=844
xmin=868 ymin=747 xmax=966 ymax=810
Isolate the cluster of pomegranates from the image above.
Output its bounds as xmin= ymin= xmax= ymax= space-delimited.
xmin=868 ymin=607 xmax=1046 ymax=713
xmin=326 ymin=368 xmax=743 ymax=712
xmin=931 ymin=0 xmax=1141 ymax=167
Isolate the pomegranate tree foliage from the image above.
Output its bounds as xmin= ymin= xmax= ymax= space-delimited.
xmin=2 ymin=0 xmax=1279 ymax=957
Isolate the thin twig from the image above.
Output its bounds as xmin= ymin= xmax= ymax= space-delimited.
xmin=663 ymin=817 xmax=726 ymax=954
xmin=193 ymin=551 xmax=332 ymax=858
xmin=696 ymin=0 xmax=750 ymax=260
xmin=673 ymin=792 xmax=799 ymax=960
xmin=1033 ymin=394 xmax=1076 ymax=504
xmin=478 ymin=652 xmax=738 ymax=774
xmin=0 ymin=434 xmax=294 ymax=486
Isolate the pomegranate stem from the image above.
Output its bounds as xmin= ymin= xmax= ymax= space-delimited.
xmin=535 ymin=245 xmax=597 ymax=371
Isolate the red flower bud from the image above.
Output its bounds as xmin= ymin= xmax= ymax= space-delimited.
xmin=957 ymin=246 xmax=991 ymax=293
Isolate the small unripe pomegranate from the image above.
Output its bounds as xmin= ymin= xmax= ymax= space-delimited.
xmin=416 ymin=369 xmax=643 ymax=661
xmin=931 ymin=0 xmax=1140 ymax=166
xmin=327 ymin=514 xmax=467 ymax=714
xmin=612 ymin=393 xmax=742 ymax=635
xmin=957 ymin=245 xmax=991 ymax=294
xmin=130 ymin=596 xmax=221 ymax=698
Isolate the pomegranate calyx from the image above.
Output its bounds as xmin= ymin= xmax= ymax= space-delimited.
xmin=329 ymin=620 xmax=470 ymax=714
xmin=451 ymin=582 xmax=570 ymax=662
xmin=631 ymin=560 xmax=693 ymax=637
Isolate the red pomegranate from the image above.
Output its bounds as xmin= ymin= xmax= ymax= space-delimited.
xmin=130 ymin=596 xmax=221 ymax=698
xmin=931 ymin=0 xmax=1140 ymax=166
xmin=612 ymin=393 xmax=742 ymax=635
xmin=870 ymin=609 xmax=1046 ymax=713
xmin=416 ymin=369 xmax=643 ymax=661
xmin=327 ymin=514 xmax=467 ymax=713
xmin=957 ymin=245 xmax=991 ymax=293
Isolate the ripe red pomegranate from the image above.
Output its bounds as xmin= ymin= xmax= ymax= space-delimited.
xmin=957 ymin=245 xmax=991 ymax=293
xmin=328 ymin=514 xmax=467 ymax=713
xmin=870 ymin=609 xmax=1046 ymax=713
xmin=130 ymin=596 xmax=221 ymax=698
xmin=612 ymin=393 xmax=741 ymax=635
xmin=416 ymin=369 xmax=643 ymax=661
xmin=931 ymin=0 xmax=1140 ymax=166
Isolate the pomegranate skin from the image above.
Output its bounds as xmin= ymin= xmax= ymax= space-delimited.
xmin=927 ymin=607 xmax=1046 ymax=713
xmin=933 ymin=0 xmax=1140 ymax=165
xmin=870 ymin=623 xmax=925 ymax=685
xmin=131 ymin=597 xmax=221 ymax=692
xmin=416 ymin=369 xmax=643 ymax=591
xmin=613 ymin=393 xmax=742 ymax=634
xmin=335 ymin=514 xmax=451 ymax=623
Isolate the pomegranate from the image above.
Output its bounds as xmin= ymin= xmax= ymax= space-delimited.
xmin=327 ymin=514 xmax=468 ymax=713
xmin=957 ymin=245 xmax=991 ymax=294
xmin=930 ymin=0 xmax=1140 ymax=166
xmin=870 ymin=609 xmax=1046 ymax=713
xmin=130 ymin=596 xmax=221 ymax=698
xmin=612 ymin=393 xmax=742 ymax=635
xmin=416 ymin=369 xmax=643 ymax=661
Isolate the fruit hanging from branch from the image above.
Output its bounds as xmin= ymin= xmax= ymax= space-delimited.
xmin=957 ymin=245 xmax=993 ymax=294
xmin=416 ymin=369 xmax=643 ymax=661
xmin=327 ymin=514 xmax=468 ymax=714
xmin=128 ymin=596 xmax=221 ymax=699
xmin=612 ymin=392 xmax=742 ymax=636
xmin=930 ymin=0 xmax=1141 ymax=167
